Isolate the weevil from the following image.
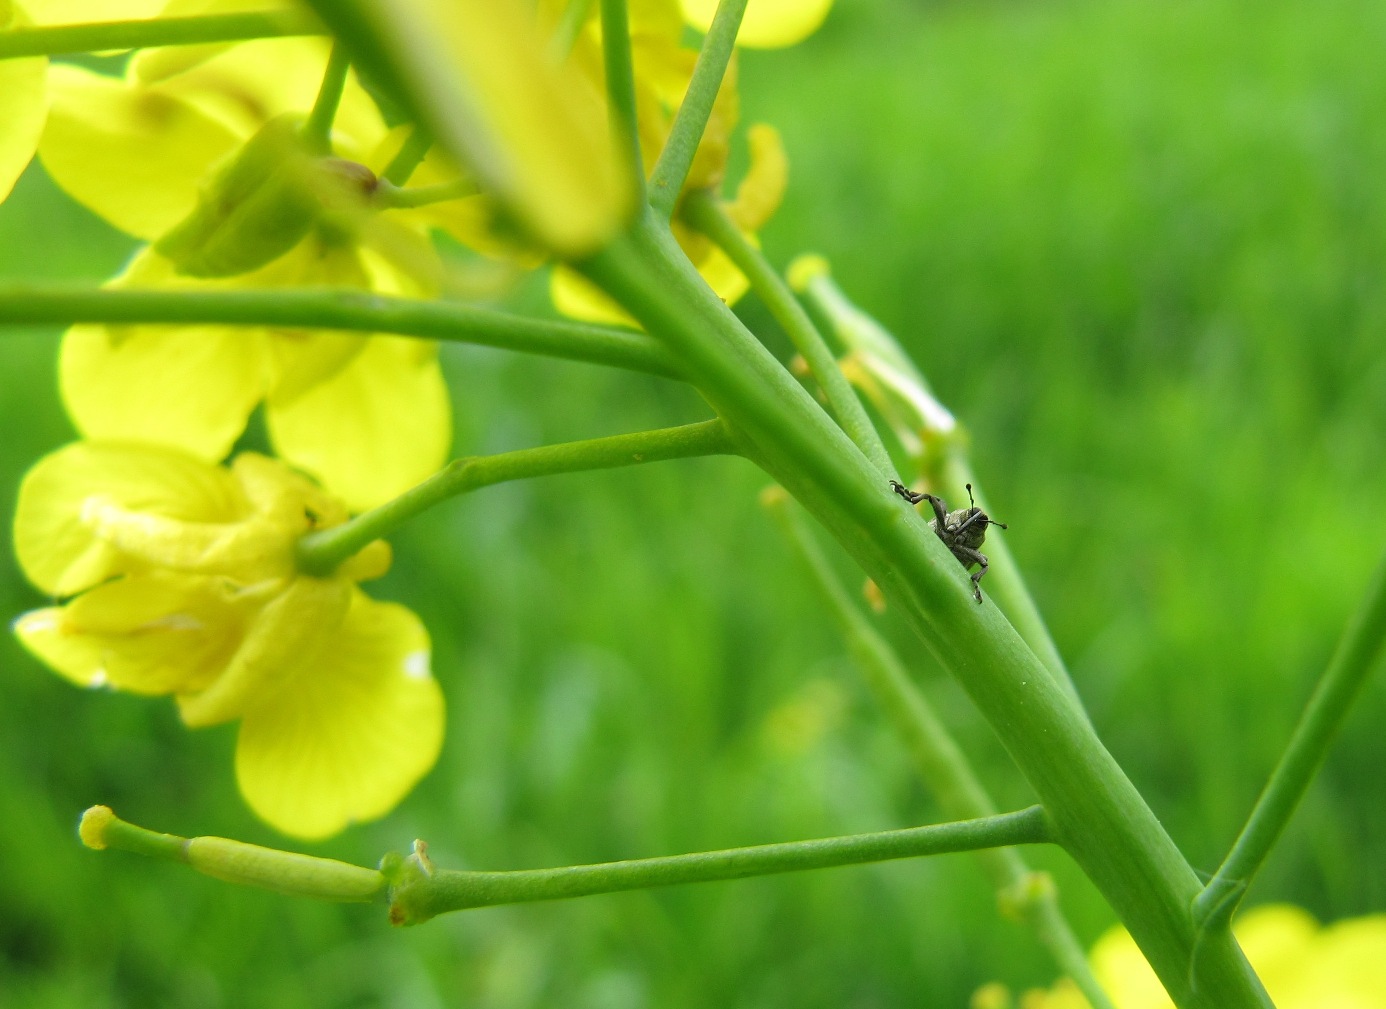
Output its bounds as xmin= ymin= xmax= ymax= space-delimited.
xmin=889 ymin=480 xmax=1007 ymax=603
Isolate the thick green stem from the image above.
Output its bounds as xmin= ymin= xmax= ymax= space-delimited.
xmin=0 ymin=11 xmax=321 ymax=59
xmin=297 ymin=419 xmax=736 ymax=574
xmin=599 ymin=0 xmax=645 ymax=204
xmin=1194 ymin=548 xmax=1386 ymax=931
xmin=302 ymin=41 xmax=351 ymax=154
xmin=647 ymin=0 xmax=747 ymax=218
xmin=683 ymin=191 xmax=894 ymax=478
xmin=578 ymin=210 xmax=1271 ymax=1009
xmin=764 ymin=491 xmax=1114 ymax=1009
xmin=389 ymin=807 xmax=1053 ymax=924
xmin=0 ymin=286 xmax=681 ymax=379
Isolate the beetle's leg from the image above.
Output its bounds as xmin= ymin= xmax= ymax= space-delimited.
xmin=920 ymin=493 xmax=950 ymax=529
xmin=889 ymin=479 xmax=926 ymax=505
xmin=954 ymin=546 xmax=989 ymax=603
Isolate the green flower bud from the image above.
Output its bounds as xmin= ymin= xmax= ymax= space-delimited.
xmin=155 ymin=115 xmax=378 ymax=278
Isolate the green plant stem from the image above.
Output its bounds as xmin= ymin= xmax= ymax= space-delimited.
xmin=297 ymin=419 xmax=736 ymax=574
xmin=302 ymin=41 xmax=350 ymax=154
xmin=599 ymin=0 xmax=645 ymax=204
xmin=647 ymin=0 xmax=747 ymax=218
xmin=0 ymin=11 xmax=321 ymax=59
xmin=577 ymin=209 xmax=1271 ymax=1009
xmin=389 ymin=807 xmax=1053 ymax=924
xmin=549 ymin=0 xmax=594 ymax=61
xmin=1194 ymin=548 xmax=1386 ymax=932
xmin=683 ymin=191 xmax=895 ymax=479
xmin=381 ymin=126 xmax=433 ymax=186
xmin=763 ymin=492 xmax=1115 ymax=1009
xmin=375 ymin=179 xmax=477 ymax=209
xmin=0 ymin=286 xmax=681 ymax=379
xmin=794 ymin=265 xmax=1083 ymax=708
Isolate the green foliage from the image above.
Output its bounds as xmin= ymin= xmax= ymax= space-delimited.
xmin=3 ymin=0 xmax=1385 ymax=1005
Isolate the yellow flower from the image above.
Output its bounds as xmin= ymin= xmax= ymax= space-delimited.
xmin=679 ymin=0 xmax=833 ymax=48
xmin=12 ymin=441 xmax=444 ymax=840
xmin=38 ymin=35 xmax=466 ymax=510
xmin=1002 ymin=904 xmax=1386 ymax=1009
xmin=548 ymin=0 xmax=789 ymax=325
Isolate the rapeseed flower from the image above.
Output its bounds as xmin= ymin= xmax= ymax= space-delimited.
xmin=994 ymin=904 xmax=1386 ymax=1009
xmin=679 ymin=0 xmax=833 ymax=48
xmin=38 ymin=34 xmax=473 ymax=510
xmin=548 ymin=0 xmax=790 ymax=324
xmin=12 ymin=441 xmax=444 ymax=840
xmin=0 ymin=1 xmax=47 ymax=206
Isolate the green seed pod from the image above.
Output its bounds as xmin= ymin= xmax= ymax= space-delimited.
xmin=186 ymin=836 xmax=385 ymax=903
xmin=155 ymin=114 xmax=377 ymax=278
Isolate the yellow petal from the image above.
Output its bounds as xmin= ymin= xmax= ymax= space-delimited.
xmin=179 ymin=575 xmax=349 ymax=727
xmin=17 ymin=574 xmax=252 ymax=696
xmin=13 ymin=441 xmax=245 ymax=597
xmin=0 ymin=31 xmax=45 ymax=204
xmin=59 ymin=253 xmax=272 ymax=459
xmin=679 ymin=0 xmax=832 ymax=48
xmin=40 ymin=64 xmax=242 ymax=240
xmin=550 ymin=265 xmax=640 ymax=328
xmin=235 ymin=590 xmax=443 ymax=839
xmin=266 ymin=336 xmax=451 ymax=512
xmin=725 ymin=123 xmax=787 ymax=233
xmin=131 ymin=0 xmax=302 ymax=83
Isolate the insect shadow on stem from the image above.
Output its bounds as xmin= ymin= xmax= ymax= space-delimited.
xmin=889 ymin=480 xmax=1007 ymax=603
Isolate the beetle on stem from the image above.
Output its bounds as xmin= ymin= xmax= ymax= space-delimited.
xmin=889 ymin=481 xmax=1007 ymax=603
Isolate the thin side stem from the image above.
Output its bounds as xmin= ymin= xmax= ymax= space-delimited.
xmin=375 ymin=179 xmax=477 ymax=209
xmin=549 ymin=0 xmax=595 ymax=61
xmin=1194 ymin=547 xmax=1386 ymax=931
xmin=381 ymin=126 xmax=433 ymax=186
xmin=647 ymin=0 xmax=747 ymax=218
xmin=599 ymin=0 xmax=645 ymax=204
xmin=764 ymin=491 xmax=1115 ymax=1009
xmin=0 ymin=286 xmax=682 ymax=379
xmin=683 ymin=191 xmax=895 ymax=479
xmin=297 ymin=419 xmax=736 ymax=574
xmin=389 ymin=807 xmax=1053 ymax=924
xmin=302 ymin=41 xmax=351 ymax=154
xmin=0 ymin=11 xmax=321 ymax=59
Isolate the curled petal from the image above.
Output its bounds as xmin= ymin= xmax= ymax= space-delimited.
xmin=679 ymin=0 xmax=832 ymax=48
xmin=16 ymin=573 xmax=253 ymax=696
xmin=267 ymin=336 xmax=451 ymax=513
xmin=40 ymin=64 xmax=242 ymax=240
xmin=235 ymin=591 xmax=443 ymax=839
xmin=178 ymin=575 xmax=349 ymax=728
xmin=14 ymin=441 xmax=244 ymax=597
xmin=725 ymin=123 xmax=787 ymax=232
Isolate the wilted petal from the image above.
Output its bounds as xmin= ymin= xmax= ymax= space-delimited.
xmin=14 ymin=441 xmax=245 ymax=597
xmin=235 ymin=590 xmax=443 ymax=839
xmin=679 ymin=0 xmax=832 ymax=48
xmin=40 ymin=64 xmax=242 ymax=239
xmin=267 ymin=336 xmax=451 ymax=512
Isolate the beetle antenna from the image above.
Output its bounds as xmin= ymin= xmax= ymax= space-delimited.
xmin=966 ymin=483 xmax=976 ymax=508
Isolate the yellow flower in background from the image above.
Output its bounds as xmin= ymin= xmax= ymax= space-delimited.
xmin=12 ymin=441 xmax=444 ymax=840
xmin=679 ymin=0 xmax=834 ymax=48
xmin=548 ymin=0 xmax=790 ymax=325
xmin=37 ymin=35 xmax=469 ymax=511
xmin=1000 ymin=904 xmax=1386 ymax=1009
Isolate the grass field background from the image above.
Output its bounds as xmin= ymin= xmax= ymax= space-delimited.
xmin=3 ymin=0 xmax=1386 ymax=1005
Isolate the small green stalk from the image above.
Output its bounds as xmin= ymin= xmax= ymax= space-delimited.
xmin=302 ymin=42 xmax=351 ymax=154
xmin=79 ymin=807 xmax=385 ymax=903
xmin=0 ymin=11 xmax=321 ymax=59
xmin=1194 ymin=548 xmax=1386 ymax=931
xmin=647 ymin=0 xmax=748 ymax=218
xmin=389 ymin=808 xmax=1053 ymax=924
xmin=599 ymin=0 xmax=645 ymax=204
xmin=549 ymin=0 xmax=595 ymax=61
xmin=0 ymin=286 xmax=682 ymax=379
xmin=381 ymin=126 xmax=433 ymax=186
xmin=297 ymin=419 xmax=736 ymax=575
xmin=764 ymin=491 xmax=1115 ymax=1009
xmin=683 ymin=191 xmax=895 ymax=479
xmin=375 ymin=179 xmax=477 ymax=209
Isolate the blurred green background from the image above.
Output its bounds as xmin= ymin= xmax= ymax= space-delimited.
xmin=4 ymin=0 xmax=1386 ymax=1005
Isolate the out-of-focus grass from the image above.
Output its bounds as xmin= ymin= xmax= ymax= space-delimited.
xmin=3 ymin=0 xmax=1386 ymax=1005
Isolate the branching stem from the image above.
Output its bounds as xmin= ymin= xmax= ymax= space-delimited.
xmin=599 ymin=0 xmax=645 ymax=204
